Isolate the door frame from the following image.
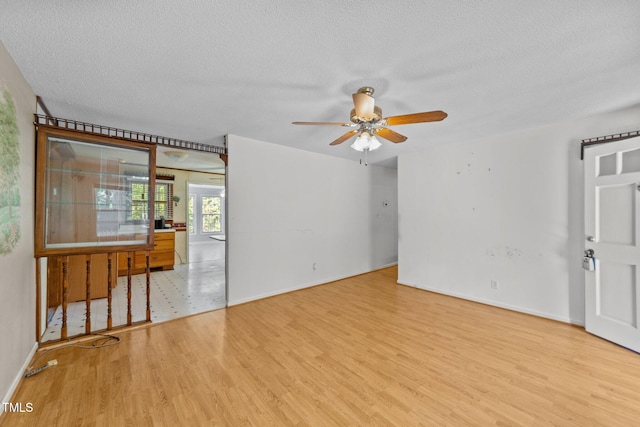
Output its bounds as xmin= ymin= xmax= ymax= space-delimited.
xmin=186 ymin=182 xmax=225 ymax=251
xmin=583 ymin=136 xmax=640 ymax=352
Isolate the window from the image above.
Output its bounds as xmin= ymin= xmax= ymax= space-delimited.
xmin=188 ymin=195 xmax=195 ymax=234
xmin=187 ymin=186 xmax=224 ymax=238
xmin=130 ymin=180 xmax=173 ymax=220
xmin=202 ymin=196 xmax=221 ymax=233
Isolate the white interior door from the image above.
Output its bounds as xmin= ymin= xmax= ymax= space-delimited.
xmin=584 ymin=136 xmax=640 ymax=353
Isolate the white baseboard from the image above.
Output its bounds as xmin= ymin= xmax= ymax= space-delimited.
xmin=228 ymin=273 xmax=360 ymax=306
xmin=1 ymin=342 xmax=38 ymax=414
xmin=228 ymin=263 xmax=397 ymax=307
xmin=569 ymin=318 xmax=585 ymax=326
xmin=397 ymin=280 xmax=573 ymax=324
xmin=376 ymin=261 xmax=398 ymax=270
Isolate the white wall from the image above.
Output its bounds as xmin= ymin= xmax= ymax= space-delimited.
xmin=0 ymin=42 xmax=37 ymax=406
xmin=369 ymin=165 xmax=398 ymax=267
xmin=398 ymin=105 xmax=640 ymax=324
xmin=226 ymin=135 xmax=397 ymax=305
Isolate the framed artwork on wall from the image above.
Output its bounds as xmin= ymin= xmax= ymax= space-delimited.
xmin=0 ymin=87 xmax=21 ymax=255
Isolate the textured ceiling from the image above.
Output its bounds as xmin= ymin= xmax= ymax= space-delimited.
xmin=1 ymin=1 xmax=639 ymax=167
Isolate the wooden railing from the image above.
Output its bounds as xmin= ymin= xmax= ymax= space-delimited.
xmin=34 ymin=114 xmax=227 ymax=156
xmin=49 ymin=251 xmax=151 ymax=342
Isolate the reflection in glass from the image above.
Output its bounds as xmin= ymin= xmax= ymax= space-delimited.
xmin=43 ymin=136 xmax=152 ymax=250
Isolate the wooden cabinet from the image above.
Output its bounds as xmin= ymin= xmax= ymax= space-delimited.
xmin=45 ymin=234 xmax=175 ymax=305
xmin=47 ymin=254 xmax=118 ymax=304
xmin=117 ymin=231 xmax=175 ymax=276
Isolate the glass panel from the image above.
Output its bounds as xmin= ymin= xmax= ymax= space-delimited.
xmin=43 ymin=136 xmax=152 ymax=251
xmin=622 ymin=149 xmax=640 ymax=174
xmin=130 ymin=182 xmax=148 ymax=220
xmin=130 ymin=181 xmax=170 ymax=220
xmin=598 ymin=184 xmax=635 ymax=245
xmin=598 ymin=262 xmax=637 ymax=327
xmin=598 ymin=153 xmax=618 ymax=176
xmin=155 ymin=183 xmax=168 ymax=219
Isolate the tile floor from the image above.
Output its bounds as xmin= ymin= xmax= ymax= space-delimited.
xmin=43 ymin=241 xmax=226 ymax=342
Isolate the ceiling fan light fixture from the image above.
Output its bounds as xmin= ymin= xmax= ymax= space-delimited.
xmin=351 ymin=132 xmax=381 ymax=152
xmin=164 ymin=151 xmax=189 ymax=162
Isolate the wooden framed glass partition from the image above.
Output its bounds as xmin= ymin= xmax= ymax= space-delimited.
xmin=35 ymin=127 xmax=156 ymax=256
xmin=35 ymin=126 xmax=156 ymax=341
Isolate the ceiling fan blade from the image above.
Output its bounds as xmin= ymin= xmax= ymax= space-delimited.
xmin=384 ymin=110 xmax=448 ymax=126
xmin=352 ymin=93 xmax=375 ymax=119
xmin=292 ymin=121 xmax=354 ymax=127
xmin=375 ymin=127 xmax=408 ymax=143
xmin=329 ymin=130 xmax=358 ymax=146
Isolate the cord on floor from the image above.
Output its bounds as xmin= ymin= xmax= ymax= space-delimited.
xmin=23 ymin=334 xmax=121 ymax=378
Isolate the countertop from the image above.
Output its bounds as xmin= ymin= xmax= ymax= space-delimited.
xmin=154 ymin=228 xmax=176 ymax=233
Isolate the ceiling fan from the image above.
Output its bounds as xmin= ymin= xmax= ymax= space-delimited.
xmin=292 ymin=86 xmax=447 ymax=152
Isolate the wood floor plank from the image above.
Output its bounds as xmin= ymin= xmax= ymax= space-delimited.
xmin=3 ymin=266 xmax=640 ymax=426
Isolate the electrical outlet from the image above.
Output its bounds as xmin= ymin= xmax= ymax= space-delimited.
xmin=490 ymin=280 xmax=499 ymax=289
xmin=313 ymin=262 xmax=317 ymax=271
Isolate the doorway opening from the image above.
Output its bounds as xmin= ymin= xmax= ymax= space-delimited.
xmin=41 ymin=148 xmax=227 ymax=342
xmin=187 ymin=183 xmax=225 ymax=263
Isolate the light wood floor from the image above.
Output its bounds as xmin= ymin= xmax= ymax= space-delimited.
xmin=3 ymin=266 xmax=640 ymax=426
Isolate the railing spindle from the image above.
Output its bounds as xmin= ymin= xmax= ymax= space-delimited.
xmin=107 ymin=253 xmax=113 ymax=330
xmin=61 ymin=256 xmax=69 ymax=340
xmin=85 ymin=255 xmax=91 ymax=335
xmin=146 ymin=251 xmax=151 ymax=322
xmin=127 ymin=255 xmax=133 ymax=326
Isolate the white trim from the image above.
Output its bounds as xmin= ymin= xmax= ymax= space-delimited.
xmin=1 ymin=342 xmax=38 ymax=414
xmin=377 ymin=261 xmax=398 ymax=270
xmin=397 ymin=280 xmax=579 ymax=325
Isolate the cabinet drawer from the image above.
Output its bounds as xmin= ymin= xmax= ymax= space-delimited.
xmin=130 ymin=251 xmax=173 ymax=269
xmin=149 ymin=252 xmax=174 ymax=268
xmin=153 ymin=238 xmax=174 ymax=252
xmin=117 ymin=232 xmax=175 ymax=275
xmin=154 ymin=232 xmax=174 ymax=241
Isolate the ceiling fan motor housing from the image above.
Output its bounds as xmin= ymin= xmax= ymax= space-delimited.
xmin=357 ymin=86 xmax=375 ymax=96
xmin=350 ymin=106 xmax=382 ymax=123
